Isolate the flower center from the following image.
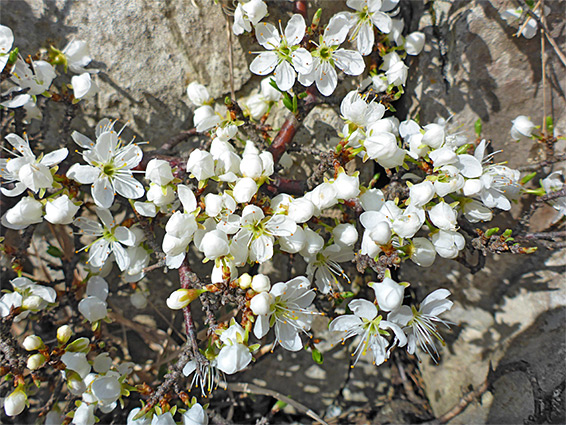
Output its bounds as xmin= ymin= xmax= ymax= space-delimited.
xmin=102 ymin=162 xmax=116 ymax=177
xmin=319 ymin=46 xmax=331 ymax=60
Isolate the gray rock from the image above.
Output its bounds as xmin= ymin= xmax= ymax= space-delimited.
xmin=3 ymin=0 xmax=251 ymax=146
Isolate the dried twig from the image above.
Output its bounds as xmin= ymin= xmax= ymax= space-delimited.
xmin=220 ymin=381 xmax=329 ymax=425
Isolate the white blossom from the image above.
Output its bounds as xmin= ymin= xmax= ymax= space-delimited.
xmin=342 ymin=0 xmax=393 ymax=56
xmin=62 ymin=40 xmax=92 ymax=73
xmin=72 ymin=73 xmax=98 ymax=100
xmin=68 ymin=125 xmax=144 ymax=209
xmin=250 ymin=14 xmax=312 ymax=91
xmin=388 ymin=289 xmax=453 ymax=358
xmin=74 ymin=208 xmax=136 ymax=270
xmin=1 ymin=133 xmax=68 ymax=196
xmin=183 ymin=403 xmax=208 ymax=425
xmin=2 ymin=196 xmax=43 ymax=229
xmin=253 ymin=276 xmax=316 ymax=351
xmin=431 ymin=230 xmax=465 ymax=259
xmin=329 ymin=298 xmax=406 ymax=366
xmin=186 ymin=82 xmax=211 ymax=106
xmin=233 ymin=0 xmax=268 ymax=35
xmin=298 ymin=14 xmax=364 ymax=96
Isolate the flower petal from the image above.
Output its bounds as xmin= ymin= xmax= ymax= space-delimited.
xmin=94 ymin=131 xmax=118 ymax=163
xmin=88 ymin=239 xmax=110 ymax=268
xmin=371 ymin=11 xmax=392 ymax=33
xmin=285 ymin=14 xmax=306 ymax=46
xmin=250 ymin=52 xmax=279 ymax=76
xmin=255 ymin=22 xmax=280 ymax=50
xmin=316 ymin=61 xmax=338 ymax=96
xmin=349 ymin=299 xmax=378 ymax=320
xmin=114 ymin=173 xmax=144 ymax=200
xmin=355 ymin=23 xmax=375 ymax=56
xmin=112 ymin=242 xmax=130 ymax=271
xmin=323 ymin=13 xmax=352 ymax=46
xmin=92 ymin=176 xmax=115 ymax=208
xmin=250 ymin=234 xmax=274 ymax=263
xmin=114 ymin=144 xmax=143 ymax=170
xmin=291 ymin=48 xmax=313 ymax=74
xmin=41 ymin=148 xmax=68 ymax=166
xmin=265 ymin=214 xmax=297 ymax=237
xmin=178 ymin=184 xmax=197 ymax=213
xmin=114 ymin=226 xmax=136 ymax=246
xmin=334 ymin=49 xmax=365 ymax=75
xmin=275 ymin=322 xmax=303 ymax=351
xmin=71 ymin=131 xmax=95 ymax=149
xmin=275 ymin=60 xmax=296 ymax=92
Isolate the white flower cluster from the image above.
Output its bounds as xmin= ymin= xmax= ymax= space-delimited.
xmin=0 ymin=3 xmax=559 ymax=421
xmin=236 ymin=1 xmax=425 ymax=96
xmin=0 ymin=25 xmax=97 ymax=119
xmin=329 ymin=277 xmax=453 ymax=365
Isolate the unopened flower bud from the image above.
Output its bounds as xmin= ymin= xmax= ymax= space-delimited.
xmin=251 ymin=274 xmax=270 ymax=293
xmin=166 ymin=288 xmax=204 ymax=310
xmin=186 ymin=82 xmax=211 ymax=106
xmin=333 ymin=223 xmax=358 ymax=247
xmin=240 ymin=153 xmax=264 ymax=178
xmin=369 ymin=277 xmax=407 ymax=312
xmin=369 ymin=222 xmax=392 ymax=245
xmin=27 ymin=353 xmax=46 ymax=370
xmin=22 ymin=335 xmax=44 ymax=351
xmin=146 ymin=159 xmax=174 ymax=186
xmin=5 ymin=196 xmax=43 ymax=228
xmin=45 ymin=195 xmax=80 ymax=225
xmin=57 ymin=325 xmax=73 ymax=345
xmin=238 ymin=273 xmax=252 ymax=290
xmin=22 ymin=295 xmax=44 ymax=311
xmin=422 ymin=123 xmax=445 ymax=149
xmin=233 ymin=177 xmax=258 ymax=204
xmin=250 ymin=292 xmax=273 ymax=316
xmin=4 ymin=386 xmax=27 ymax=417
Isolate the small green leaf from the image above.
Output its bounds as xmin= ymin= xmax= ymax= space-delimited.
xmin=47 ymin=245 xmax=63 ymax=258
xmin=502 ymin=229 xmax=513 ymax=238
xmin=311 ymin=348 xmax=324 ymax=364
xmin=8 ymin=47 xmax=19 ymax=64
xmin=474 ymin=118 xmax=482 ymax=137
xmin=292 ymin=94 xmax=298 ymax=113
xmin=456 ymin=143 xmax=472 ymax=155
xmin=485 ymin=227 xmax=499 ymax=238
xmin=520 ymin=171 xmax=537 ymax=185
xmin=282 ymin=94 xmax=293 ymax=112
xmin=269 ymin=78 xmax=282 ymax=93
xmin=546 ymin=116 xmax=554 ymax=134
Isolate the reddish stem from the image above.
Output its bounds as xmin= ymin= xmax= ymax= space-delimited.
xmin=267 ymin=114 xmax=299 ymax=163
xmin=265 ymin=175 xmax=305 ymax=196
